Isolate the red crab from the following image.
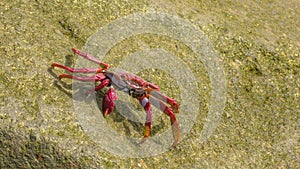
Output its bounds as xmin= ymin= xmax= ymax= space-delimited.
xmin=51 ymin=48 xmax=180 ymax=146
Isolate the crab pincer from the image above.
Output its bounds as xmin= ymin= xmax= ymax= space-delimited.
xmin=102 ymin=86 xmax=117 ymax=117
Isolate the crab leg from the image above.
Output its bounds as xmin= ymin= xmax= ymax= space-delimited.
xmin=148 ymin=90 xmax=179 ymax=113
xmin=51 ymin=63 xmax=102 ymax=73
xmin=72 ymin=48 xmax=109 ymax=69
xmin=138 ymin=96 xmax=153 ymax=143
xmin=120 ymin=73 xmax=160 ymax=90
xmin=58 ymin=73 xmax=105 ymax=82
xmin=149 ymin=96 xmax=180 ymax=147
xmin=130 ymin=76 xmax=159 ymax=90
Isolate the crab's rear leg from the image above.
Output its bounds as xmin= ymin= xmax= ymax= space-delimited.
xmin=149 ymin=96 xmax=180 ymax=147
xmin=51 ymin=63 xmax=102 ymax=73
xmin=72 ymin=48 xmax=109 ymax=69
xmin=57 ymin=72 xmax=110 ymax=95
xmin=57 ymin=73 xmax=106 ymax=82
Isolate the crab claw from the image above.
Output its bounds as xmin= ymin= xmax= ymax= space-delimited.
xmin=102 ymin=87 xmax=117 ymax=117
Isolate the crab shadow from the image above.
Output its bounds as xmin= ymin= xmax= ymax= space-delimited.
xmin=48 ymin=56 xmax=165 ymax=141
